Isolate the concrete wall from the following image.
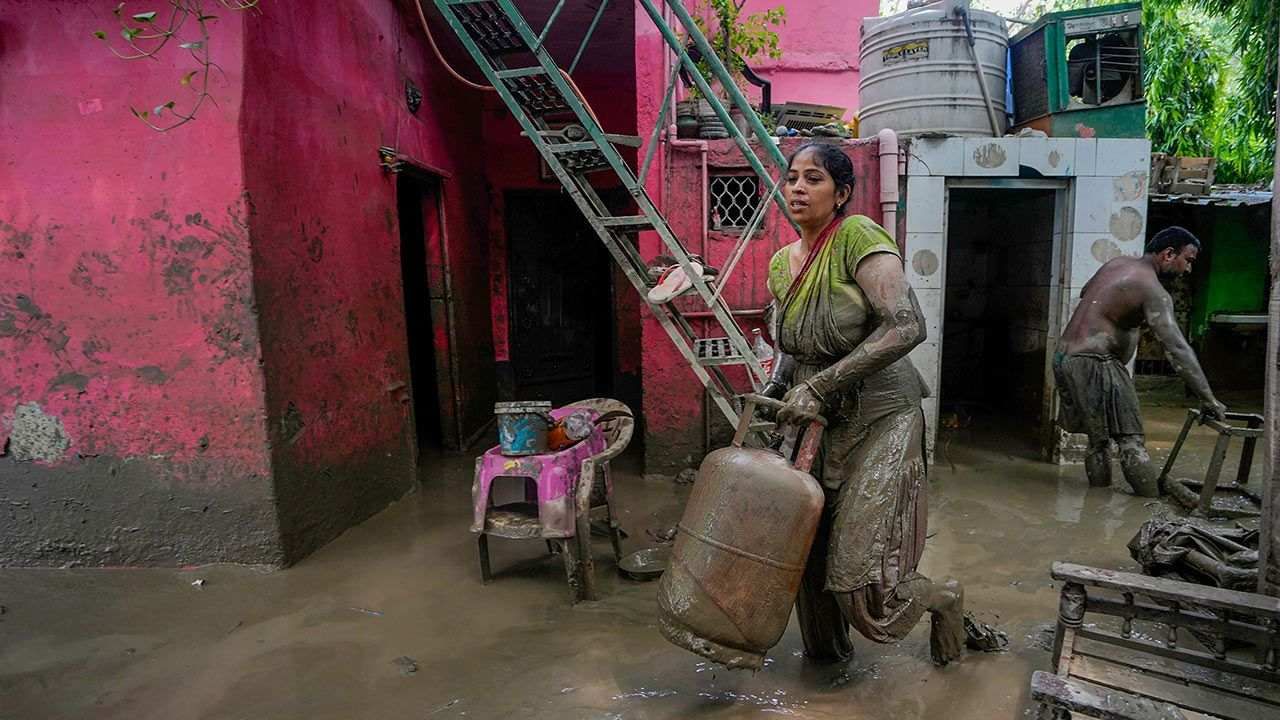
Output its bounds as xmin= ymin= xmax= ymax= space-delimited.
xmin=0 ymin=4 xmax=280 ymax=566
xmin=241 ymin=0 xmax=494 ymax=563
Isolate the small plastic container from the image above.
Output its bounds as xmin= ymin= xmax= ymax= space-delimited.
xmin=494 ymin=401 xmax=553 ymax=456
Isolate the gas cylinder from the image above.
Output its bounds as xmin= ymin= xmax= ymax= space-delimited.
xmin=657 ymin=395 xmax=825 ymax=670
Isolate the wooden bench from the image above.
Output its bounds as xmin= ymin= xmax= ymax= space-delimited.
xmin=1030 ymin=562 xmax=1280 ymax=719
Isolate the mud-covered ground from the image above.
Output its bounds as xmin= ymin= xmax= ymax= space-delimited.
xmin=0 ymin=382 xmax=1264 ymax=719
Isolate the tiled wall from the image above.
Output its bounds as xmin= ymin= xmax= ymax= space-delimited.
xmin=903 ymin=136 xmax=1152 ymax=460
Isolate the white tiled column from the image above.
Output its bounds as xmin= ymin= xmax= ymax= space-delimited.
xmin=904 ymin=175 xmax=947 ymax=461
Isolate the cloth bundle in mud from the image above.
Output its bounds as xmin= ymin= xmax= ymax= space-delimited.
xmin=1127 ymin=518 xmax=1258 ymax=592
xmin=656 ymin=395 xmax=826 ymax=670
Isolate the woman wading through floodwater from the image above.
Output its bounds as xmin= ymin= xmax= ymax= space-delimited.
xmin=762 ymin=142 xmax=966 ymax=664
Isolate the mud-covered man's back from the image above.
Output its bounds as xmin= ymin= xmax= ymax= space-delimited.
xmin=1054 ymin=226 xmax=1225 ymax=497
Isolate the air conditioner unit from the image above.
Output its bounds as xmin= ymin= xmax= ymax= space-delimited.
xmin=1009 ymin=3 xmax=1144 ymax=138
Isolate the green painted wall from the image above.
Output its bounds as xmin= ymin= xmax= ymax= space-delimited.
xmin=1048 ymin=103 xmax=1146 ymax=139
xmin=1189 ymin=207 xmax=1268 ymax=340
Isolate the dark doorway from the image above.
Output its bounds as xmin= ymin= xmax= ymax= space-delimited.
xmin=505 ymin=191 xmax=614 ymax=406
xmin=398 ymin=174 xmax=449 ymax=457
xmin=940 ymin=187 xmax=1061 ymax=460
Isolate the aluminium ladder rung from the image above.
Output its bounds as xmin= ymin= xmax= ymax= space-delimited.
xmin=504 ymin=75 xmax=570 ymax=116
xmin=454 ymin=2 xmax=527 ymax=56
xmin=495 ymin=67 xmax=548 ymax=79
xmin=545 ymin=143 xmax=610 ymax=173
xmin=695 ymin=337 xmax=748 ymax=366
xmin=597 ymin=215 xmax=653 ymax=228
xmin=546 ymin=142 xmax=597 ymax=153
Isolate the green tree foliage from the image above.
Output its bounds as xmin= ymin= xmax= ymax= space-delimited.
xmin=1145 ymin=0 xmax=1276 ymax=183
xmin=1143 ymin=2 xmax=1219 ymax=158
xmin=685 ymin=0 xmax=786 ymax=98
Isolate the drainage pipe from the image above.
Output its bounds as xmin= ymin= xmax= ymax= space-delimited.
xmin=668 ymin=131 xmax=710 ymax=255
xmin=878 ymin=129 xmax=900 ymax=244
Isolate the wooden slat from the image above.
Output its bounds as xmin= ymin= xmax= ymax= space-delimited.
xmin=1031 ymin=671 xmax=1216 ymax=720
xmin=1071 ymin=654 xmax=1275 ymax=719
xmin=1078 ymin=629 xmax=1280 ymax=685
xmin=1075 ymin=635 xmax=1280 ymax=706
xmin=1087 ymin=596 xmax=1269 ymax=645
xmin=1052 ymin=563 xmax=1280 ymax=620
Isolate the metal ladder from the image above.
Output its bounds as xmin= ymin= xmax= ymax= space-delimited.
xmin=431 ymin=0 xmax=789 ymax=431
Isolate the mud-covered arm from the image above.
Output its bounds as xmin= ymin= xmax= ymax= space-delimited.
xmin=777 ymin=253 xmax=923 ymax=425
xmin=804 ymin=253 xmax=925 ymax=398
xmin=1143 ymin=287 xmax=1224 ymax=417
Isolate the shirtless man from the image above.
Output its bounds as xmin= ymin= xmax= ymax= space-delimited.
xmin=1055 ymin=226 xmax=1226 ymax=497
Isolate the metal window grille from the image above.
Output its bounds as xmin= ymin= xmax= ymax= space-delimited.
xmin=708 ymin=175 xmax=760 ymax=231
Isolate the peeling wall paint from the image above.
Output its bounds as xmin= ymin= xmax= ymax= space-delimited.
xmin=0 ymin=1 xmax=502 ymax=567
xmin=240 ymin=1 xmax=495 ymax=562
xmin=0 ymin=4 xmax=280 ymax=566
xmin=5 ymin=403 xmax=70 ymax=463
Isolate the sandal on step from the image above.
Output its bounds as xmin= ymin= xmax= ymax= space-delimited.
xmin=647 ymin=259 xmax=712 ymax=304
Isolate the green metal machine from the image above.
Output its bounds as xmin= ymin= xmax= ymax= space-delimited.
xmin=1009 ymin=3 xmax=1144 ymax=138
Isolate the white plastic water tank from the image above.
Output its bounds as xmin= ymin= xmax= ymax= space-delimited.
xmin=859 ymin=2 xmax=1009 ymax=138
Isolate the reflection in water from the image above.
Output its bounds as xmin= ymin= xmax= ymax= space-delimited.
xmin=0 ymin=405 xmax=1256 ymax=719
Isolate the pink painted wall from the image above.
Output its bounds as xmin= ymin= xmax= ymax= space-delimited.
xmin=723 ymin=0 xmax=879 ymax=116
xmin=0 ymin=3 xmax=280 ymax=565
xmin=0 ymin=0 xmax=498 ymax=566
xmin=241 ymin=0 xmax=494 ymax=562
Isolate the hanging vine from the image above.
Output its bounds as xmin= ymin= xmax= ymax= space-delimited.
xmin=94 ymin=1 xmax=260 ymax=132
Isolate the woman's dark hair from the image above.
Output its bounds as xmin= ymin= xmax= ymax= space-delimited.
xmin=1145 ymin=225 xmax=1201 ymax=255
xmin=788 ymin=142 xmax=856 ymax=215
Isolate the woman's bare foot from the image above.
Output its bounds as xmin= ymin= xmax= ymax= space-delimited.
xmin=927 ymin=578 xmax=965 ymax=666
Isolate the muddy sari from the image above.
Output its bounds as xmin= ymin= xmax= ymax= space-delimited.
xmin=767 ymin=214 xmax=931 ymax=661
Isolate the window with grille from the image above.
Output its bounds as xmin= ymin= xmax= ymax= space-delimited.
xmin=708 ymin=175 xmax=760 ymax=231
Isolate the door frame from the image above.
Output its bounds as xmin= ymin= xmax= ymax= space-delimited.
xmin=942 ymin=178 xmax=1072 ymax=461
xmin=396 ymin=165 xmax=465 ymax=454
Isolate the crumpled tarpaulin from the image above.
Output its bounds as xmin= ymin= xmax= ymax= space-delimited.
xmin=1127 ymin=518 xmax=1258 ymax=591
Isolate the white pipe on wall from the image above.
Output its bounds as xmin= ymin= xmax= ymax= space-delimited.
xmin=877 ymin=128 xmax=900 ymax=243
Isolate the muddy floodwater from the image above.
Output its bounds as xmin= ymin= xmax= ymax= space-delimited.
xmin=0 ymin=387 xmax=1263 ymax=719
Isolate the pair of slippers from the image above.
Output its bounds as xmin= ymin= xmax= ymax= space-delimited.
xmin=646 ymin=255 xmax=719 ymax=304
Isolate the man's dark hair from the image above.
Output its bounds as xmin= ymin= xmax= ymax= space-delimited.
xmin=1145 ymin=226 xmax=1201 ymax=255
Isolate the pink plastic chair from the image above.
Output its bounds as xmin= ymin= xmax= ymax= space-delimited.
xmin=473 ymin=400 xmax=632 ymax=603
